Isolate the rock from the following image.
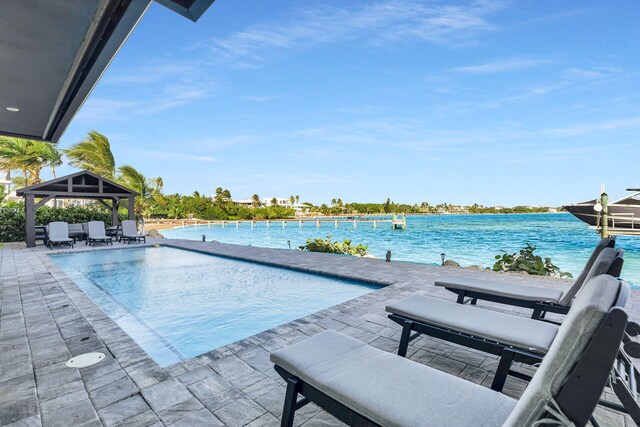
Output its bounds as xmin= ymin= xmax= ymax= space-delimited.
xmin=443 ymin=259 xmax=460 ymax=268
xmin=147 ymin=229 xmax=165 ymax=239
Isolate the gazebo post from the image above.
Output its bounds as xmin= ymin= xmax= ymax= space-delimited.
xmin=127 ymin=196 xmax=135 ymax=220
xmin=25 ymin=194 xmax=36 ymax=248
xmin=111 ymin=199 xmax=119 ymax=227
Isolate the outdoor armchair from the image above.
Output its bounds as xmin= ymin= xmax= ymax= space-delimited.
xmin=68 ymin=223 xmax=86 ymax=241
xmin=120 ymin=220 xmax=146 ymax=244
xmin=435 ymin=237 xmax=617 ymax=319
xmin=87 ymin=221 xmax=113 ymax=246
xmin=271 ymin=275 xmax=630 ymax=427
xmin=46 ymin=221 xmax=74 ymax=249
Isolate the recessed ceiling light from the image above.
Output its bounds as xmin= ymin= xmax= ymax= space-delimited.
xmin=6 ymin=107 xmax=19 ymax=112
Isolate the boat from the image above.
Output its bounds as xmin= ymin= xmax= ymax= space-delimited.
xmin=563 ymin=188 xmax=640 ymax=231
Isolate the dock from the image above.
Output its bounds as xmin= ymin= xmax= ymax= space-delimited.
xmin=162 ymin=214 xmax=407 ymax=230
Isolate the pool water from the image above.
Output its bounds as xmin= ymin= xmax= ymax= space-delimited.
xmin=50 ymin=247 xmax=377 ymax=366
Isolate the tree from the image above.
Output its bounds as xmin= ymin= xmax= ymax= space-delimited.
xmin=295 ymin=195 xmax=299 ymax=204
xmin=290 ymin=195 xmax=295 ymax=206
xmin=0 ymin=137 xmax=35 ymax=187
xmin=271 ymin=197 xmax=277 ymax=206
xmin=331 ymin=198 xmax=336 ymax=206
xmin=64 ymin=131 xmax=116 ymax=179
xmin=117 ymin=165 xmax=155 ymax=218
xmin=384 ymin=198 xmax=391 ymax=213
xmin=252 ymin=194 xmax=261 ymax=207
xmin=36 ymin=141 xmax=63 ymax=179
xmin=0 ymin=137 xmax=61 ymax=187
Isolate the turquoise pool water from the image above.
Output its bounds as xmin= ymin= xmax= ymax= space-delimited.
xmin=50 ymin=247 xmax=377 ymax=366
xmin=162 ymin=213 xmax=640 ymax=286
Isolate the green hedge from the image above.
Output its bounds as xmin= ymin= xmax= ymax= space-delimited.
xmin=0 ymin=206 xmax=119 ymax=242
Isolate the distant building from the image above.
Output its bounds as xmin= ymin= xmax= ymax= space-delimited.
xmin=0 ymin=169 xmax=10 ymax=191
xmin=232 ymin=198 xmax=255 ymax=207
xmin=0 ymin=168 xmax=19 ymax=202
xmin=262 ymin=197 xmax=293 ymax=208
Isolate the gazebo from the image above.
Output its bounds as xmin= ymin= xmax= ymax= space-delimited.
xmin=16 ymin=171 xmax=138 ymax=247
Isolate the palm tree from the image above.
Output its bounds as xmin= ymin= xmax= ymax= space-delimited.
xmin=118 ymin=165 xmax=153 ymax=218
xmin=64 ymin=131 xmax=116 ymax=179
xmin=295 ymin=195 xmax=299 ymax=205
xmin=35 ymin=141 xmax=63 ymax=179
xmin=252 ymin=194 xmax=261 ymax=208
xmin=271 ymin=197 xmax=277 ymax=206
xmin=331 ymin=198 xmax=336 ymax=207
xmin=290 ymin=195 xmax=295 ymax=206
xmin=0 ymin=137 xmax=38 ymax=187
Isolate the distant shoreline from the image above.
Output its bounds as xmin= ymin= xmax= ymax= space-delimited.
xmin=146 ymin=211 xmax=570 ymax=231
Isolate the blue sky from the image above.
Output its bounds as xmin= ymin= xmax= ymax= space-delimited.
xmin=56 ymin=0 xmax=640 ymax=206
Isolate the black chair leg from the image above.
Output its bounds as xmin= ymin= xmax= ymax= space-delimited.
xmin=398 ymin=321 xmax=413 ymax=357
xmin=281 ymin=377 xmax=300 ymax=427
xmin=491 ymin=348 xmax=516 ymax=391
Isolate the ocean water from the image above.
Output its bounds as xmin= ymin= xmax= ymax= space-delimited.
xmin=162 ymin=213 xmax=640 ymax=286
xmin=50 ymin=247 xmax=376 ymax=366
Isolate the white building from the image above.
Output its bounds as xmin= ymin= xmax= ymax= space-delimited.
xmin=0 ymin=169 xmax=18 ymax=202
xmin=232 ymin=198 xmax=255 ymax=207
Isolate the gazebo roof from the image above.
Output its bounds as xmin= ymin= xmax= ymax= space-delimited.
xmin=16 ymin=170 xmax=138 ymax=199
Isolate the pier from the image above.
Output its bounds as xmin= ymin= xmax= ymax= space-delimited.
xmin=157 ymin=214 xmax=407 ymax=230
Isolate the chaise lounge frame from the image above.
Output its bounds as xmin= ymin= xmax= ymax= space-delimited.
xmin=387 ymin=259 xmax=640 ymax=422
xmin=273 ymin=281 xmax=630 ymax=427
xmin=443 ymin=238 xmax=618 ymax=320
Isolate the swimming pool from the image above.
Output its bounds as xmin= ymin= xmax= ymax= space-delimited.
xmin=50 ymin=246 xmax=377 ymax=366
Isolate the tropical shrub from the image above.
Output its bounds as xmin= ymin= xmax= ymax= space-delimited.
xmin=0 ymin=208 xmax=25 ymax=242
xmin=0 ymin=205 xmax=118 ymax=242
xmin=299 ymin=234 xmax=368 ymax=257
xmin=493 ymin=243 xmax=572 ymax=278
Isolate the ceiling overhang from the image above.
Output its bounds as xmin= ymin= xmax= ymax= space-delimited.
xmin=0 ymin=0 xmax=215 ymax=143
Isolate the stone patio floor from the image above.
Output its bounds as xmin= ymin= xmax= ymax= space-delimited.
xmin=1 ymin=238 xmax=638 ymax=426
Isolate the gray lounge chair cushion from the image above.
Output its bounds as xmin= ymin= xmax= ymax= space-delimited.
xmin=121 ymin=220 xmax=142 ymax=238
xmin=271 ymin=330 xmax=517 ymax=427
xmin=435 ymin=276 xmax=564 ymax=303
xmin=503 ymin=275 xmax=622 ymax=426
xmin=557 ymin=247 xmax=620 ymax=306
xmin=386 ymin=295 xmax=558 ymax=352
xmin=48 ymin=222 xmax=73 ymax=243
xmin=554 ymin=238 xmax=613 ymax=306
xmin=88 ymin=221 xmax=111 ymax=240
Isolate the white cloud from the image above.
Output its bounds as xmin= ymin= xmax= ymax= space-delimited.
xmin=127 ymin=150 xmax=217 ymax=162
xmin=451 ymin=57 xmax=551 ymax=73
xmin=197 ymin=0 xmax=506 ymax=67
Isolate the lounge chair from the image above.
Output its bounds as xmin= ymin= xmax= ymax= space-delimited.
xmin=120 ymin=220 xmax=146 ymax=244
xmin=435 ymin=237 xmax=617 ymax=319
xmin=47 ymin=222 xmax=74 ymax=249
xmin=386 ymin=261 xmax=639 ymax=421
xmin=87 ymin=221 xmax=113 ymax=246
xmin=271 ymin=275 xmax=630 ymax=427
